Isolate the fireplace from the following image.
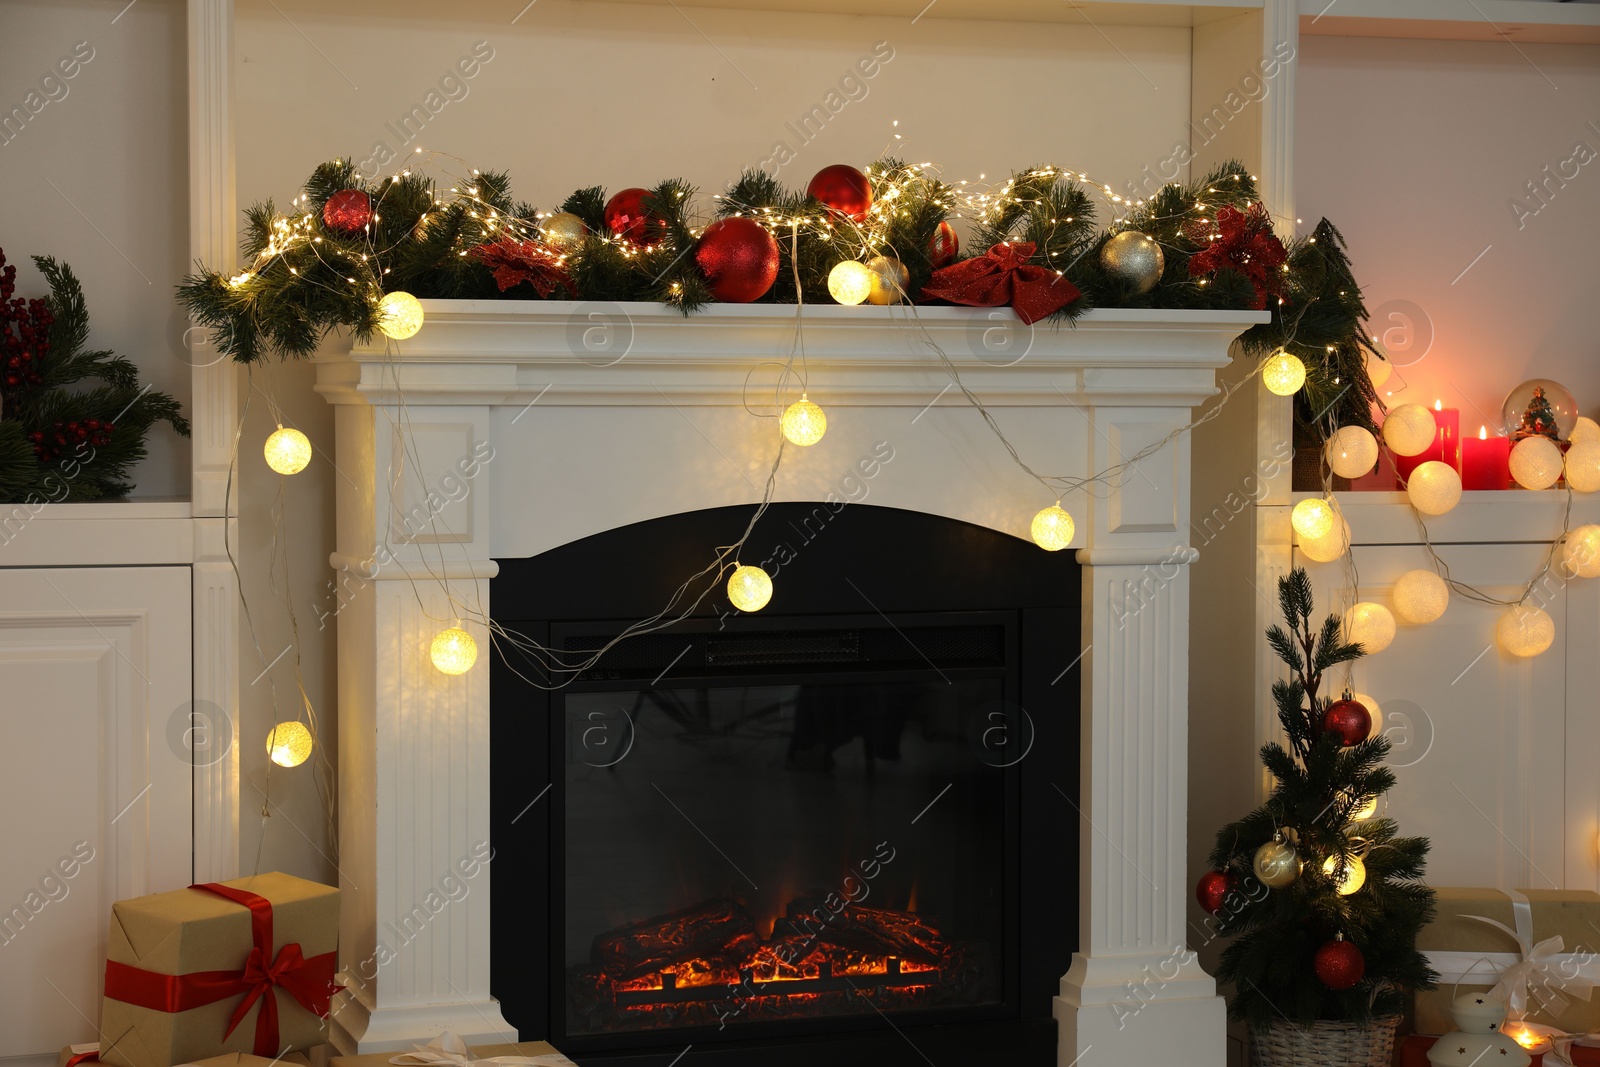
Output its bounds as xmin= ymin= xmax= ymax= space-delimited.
xmin=490 ymin=504 xmax=1078 ymax=1062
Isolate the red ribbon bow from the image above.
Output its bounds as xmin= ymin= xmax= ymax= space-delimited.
xmin=103 ymin=882 xmax=339 ymax=1057
xmin=919 ymin=241 xmax=1081 ymax=325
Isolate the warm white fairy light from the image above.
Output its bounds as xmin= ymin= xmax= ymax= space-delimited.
xmin=1262 ymin=351 xmax=1306 ymax=396
xmin=431 ymin=626 xmax=478 ymax=675
xmin=1497 ymin=604 xmax=1554 ymax=658
xmin=1291 ymin=497 xmax=1336 ymax=540
xmin=1030 ymin=503 xmax=1076 ymax=551
xmin=378 ymin=291 xmax=424 ymax=339
xmin=263 ymin=426 xmax=312 ymax=475
xmin=781 ymin=395 xmax=827 ymax=447
xmin=1344 ymin=602 xmax=1396 ymax=654
xmin=727 ymin=564 xmax=773 ymax=612
xmin=1393 ymin=569 xmax=1449 ymax=624
xmin=266 ymin=721 xmax=314 ymax=768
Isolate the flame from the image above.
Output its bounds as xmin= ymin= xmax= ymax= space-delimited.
xmin=906 ymin=879 xmax=919 ymax=914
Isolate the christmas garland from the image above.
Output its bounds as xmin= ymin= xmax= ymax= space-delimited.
xmin=178 ymin=155 xmax=1386 ymax=437
xmin=0 ymin=250 xmax=188 ymax=503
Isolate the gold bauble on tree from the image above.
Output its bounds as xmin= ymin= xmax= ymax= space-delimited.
xmin=1326 ymin=426 xmax=1379 ymax=479
xmin=865 ymin=255 xmax=909 ymax=305
xmin=540 ymin=211 xmax=587 ymax=249
xmin=1252 ymin=834 xmax=1302 ymax=888
xmin=1099 ymin=231 xmax=1164 ymax=295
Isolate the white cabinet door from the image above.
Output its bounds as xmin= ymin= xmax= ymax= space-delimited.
xmin=0 ymin=566 xmax=193 ymax=1057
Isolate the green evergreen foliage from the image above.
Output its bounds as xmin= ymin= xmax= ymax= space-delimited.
xmin=1208 ymin=569 xmax=1437 ymax=1029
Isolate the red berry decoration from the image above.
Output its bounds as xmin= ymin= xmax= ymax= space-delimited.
xmin=1195 ymin=870 xmax=1236 ymax=915
xmin=604 ymin=187 xmax=659 ymax=244
xmin=807 ymin=164 xmax=872 ymax=222
xmin=694 ymin=218 xmax=780 ymax=303
xmin=1321 ymin=697 xmax=1372 ymax=747
xmin=929 ymin=220 xmax=960 ymax=267
xmin=322 ymin=189 xmax=372 ymax=234
xmin=1313 ymin=937 xmax=1365 ymax=990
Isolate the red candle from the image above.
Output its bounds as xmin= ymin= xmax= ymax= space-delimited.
xmin=1461 ymin=424 xmax=1512 ymax=490
xmin=1394 ymin=401 xmax=1459 ymax=486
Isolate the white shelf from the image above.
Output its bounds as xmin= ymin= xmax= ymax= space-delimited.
xmin=1300 ymin=0 xmax=1600 ymax=45
xmin=572 ymin=0 xmax=1263 ymax=28
xmin=1286 ymin=488 xmax=1600 ymax=547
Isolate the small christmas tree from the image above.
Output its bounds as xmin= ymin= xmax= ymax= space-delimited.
xmin=1515 ymin=386 xmax=1560 ymax=441
xmin=1203 ymin=569 xmax=1437 ymax=1029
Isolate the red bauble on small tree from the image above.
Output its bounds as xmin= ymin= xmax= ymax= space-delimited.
xmin=1195 ymin=870 xmax=1237 ymax=915
xmin=1313 ymin=937 xmax=1365 ymax=990
xmin=1321 ymin=695 xmax=1372 ymax=747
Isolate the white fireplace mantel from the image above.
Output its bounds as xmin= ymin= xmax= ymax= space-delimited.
xmin=315 ymin=300 xmax=1267 ymax=1066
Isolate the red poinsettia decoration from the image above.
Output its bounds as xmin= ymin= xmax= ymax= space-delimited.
xmin=1185 ymin=203 xmax=1286 ymax=310
xmin=469 ymin=237 xmax=576 ymax=297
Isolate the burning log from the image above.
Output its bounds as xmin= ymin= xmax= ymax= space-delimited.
xmin=779 ymin=898 xmax=947 ymax=966
xmin=591 ymin=898 xmax=760 ymax=979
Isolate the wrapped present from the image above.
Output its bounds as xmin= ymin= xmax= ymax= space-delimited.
xmin=1415 ymin=888 xmax=1600 ymax=1037
xmin=59 ymin=1046 xmax=312 ymax=1067
xmin=99 ymin=872 xmax=339 ymax=1067
xmin=328 ymin=1032 xmax=573 ymax=1067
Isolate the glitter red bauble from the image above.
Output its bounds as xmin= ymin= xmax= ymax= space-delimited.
xmin=604 ymin=187 xmax=658 ymax=244
xmin=807 ymin=164 xmax=872 ymax=221
xmin=1195 ymin=870 xmax=1236 ymax=915
xmin=1313 ymin=939 xmax=1365 ymax=990
xmin=322 ymin=189 xmax=372 ymax=233
xmin=929 ymin=221 xmax=960 ymax=267
xmin=1321 ymin=698 xmax=1372 ymax=747
xmin=694 ymin=218 xmax=780 ymax=303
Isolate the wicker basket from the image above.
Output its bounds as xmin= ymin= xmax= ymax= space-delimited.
xmin=1249 ymin=1015 xmax=1401 ymax=1067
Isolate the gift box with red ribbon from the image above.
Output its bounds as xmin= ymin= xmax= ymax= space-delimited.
xmin=59 ymin=1044 xmax=312 ymax=1067
xmin=98 ymin=872 xmax=339 ymax=1067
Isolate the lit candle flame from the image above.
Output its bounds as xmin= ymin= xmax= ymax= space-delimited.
xmin=1435 ymin=399 xmax=1443 ymax=411
xmin=1480 ymin=425 xmax=1488 ymax=440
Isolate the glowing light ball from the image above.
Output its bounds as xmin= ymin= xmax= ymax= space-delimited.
xmin=1382 ymin=404 xmax=1438 ymax=457
xmin=827 ymin=261 xmax=874 ymax=306
xmin=1509 ymin=435 xmax=1562 ymax=490
xmin=1299 ymin=517 xmax=1350 ymax=563
xmin=1030 ymin=505 xmax=1076 ymax=552
xmin=378 ymin=291 xmax=425 ymax=340
xmin=1497 ymin=605 xmax=1555 ymax=658
xmin=727 ymin=564 xmax=773 ymax=612
xmin=1564 ymin=441 xmax=1600 ymax=493
xmin=1262 ymin=351 xmax=1306 ymax=397
xmin=1563 ymin=524 xmax=1600 ymax=578
xmin=1322 ymin=853 xmax=1367 ymax=896
xmin=1326 ymin=426 xmax=1379 ymax=480
xmin=1344 ymin=602 xmax=1396 ymax=654
xmin=1292 ymin=498 xmax=1336 ymax=540
xmin=1351 ymin=794 xmax=1380 ymax=822
xmin=1364 ymin=345 xmax=1393 ymax=389
xmin=266 ymin=721 xmax=314 ymax=768
xmin=1352 ymin=691 xmax=1383 ymax=734
xmin=1406 ymin=460 xmax=1462 ymax=516
xmin=780 ymin=396 xmax=827 ymax=447
xmin=1571 ymin=416 xmax=1600 ymax=445
xmin=430 ymin=626 xmax=478 ymax=675
xmin=263 ymin=426 xmax=312 ymax=475
xmin=1393 ymin=569 xmax=1449 ymax=624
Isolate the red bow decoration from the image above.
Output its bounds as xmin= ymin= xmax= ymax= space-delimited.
xmin=919 ymin=241 xmax=1081 ymax=325
xmin=103 ymin=882 xmax=339 ymax=1057
xmin=1184 ymin=203 xmax=1287 ymax=310
xmin=469 ymin=237 xmax=576 ymax=297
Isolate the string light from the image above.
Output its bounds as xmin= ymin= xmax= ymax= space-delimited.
xmin=827 ymin=261 xmax=874 ymax=306
xmin=1564 ymin=441 xmax=1600 ymax=492
xmin=1325 ymin=426 xmax=1378 ymax=479
xmin=1497 ymin=605 xmax=1554 ymax=658
xmin=727 ymin=564 xmax=773 ymax=612
xmin=780 ymin=395 xmax=827 ymax=446
xmin=266 ymin=721 xmax=314 ymax=768
xmin=378 ymin=291 xmax=425 ymax=340
xmin=1352 ymin=692 xmax=1383 ymax=735
xmin=1382 ymin=404 xmax=1437 ymax=457
xmin=1322 ymin=853 xmax=1367 ymax=895
xmin=1262 ymin=350 xmax=1306 ymax=396
xmin=1030 ymin=503 xmax=1076 ymax=551
xmin=1343 ymin=602 xmax=1396 ymax=654
xmin=1563 ymin=525 xmax=1600 ymax=578
xmin=263 ymin=426 xmax=312 ymax=475
xmin=431 ymin=625 xmax=478 ymax=675
xmin=1393 ymin=569 xmax=1449 ymax=624
xmin=1406 ymin=461 xmax=1462 ymax=516
xmin=1510 ymin=436 xmax=1562 ymax=490
xmin=1291 ymin=497 xmax=1336 ymax=540
xmin=1300 ymin=516 xmax=1350 ymax=563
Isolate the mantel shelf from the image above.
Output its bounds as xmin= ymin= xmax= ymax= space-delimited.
xmin=1287 ymin=488 xmax=1600 ymax=548
xmin=570 ymin=0 xmax=1262 ymax=27
xmin=1300 ymin=0 xmax=1600 ymax=45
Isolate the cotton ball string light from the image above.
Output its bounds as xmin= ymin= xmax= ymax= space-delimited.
xmin=1406 ymin=460 xmax=1462 ymax=516
xmin=1563 ymin=525 xmax=1600 ymax=578
xmin=1344 ymin=602 xmax=1396 ymax=654
xmin=1352 ymin=691 xmax=1383 ymax=735
xmin=727 ymin=564 xmax=773 ymax=612
xmin=263 ymin=426 xmax=312 ymax=475
xmin=1497 ymin=604 xmax=1555 ymax=658
xmin=1564 ymin=441 xmax=1600 ymax=493
xmin=1382 ymin=404 xmax=1437 ymax=457
xmin=1262 ymin=350 xmax=1306 ymax=397
xmin=1326 ymin=426 xmax=1379 ymax=479
xmin=1351 ymin=794 xmax=1381 ymax=822
xmin=1571 ymin=416 xmax=1600 ymax=445
xmin=780 ymin=395 xmax=827 ymax=447
xmin=1031 ymin=504 xmax=1076 ymax=552
xmin=430 ymin=626 xmax=478 ymax=675
xmin=1509 ymin=435 xmax=1563 ymax=490
xmin=1364 ymin=344 xmax=1393 ymax=389
xmin=1393 ymin=568 xmax=1449 ymax=624
xmin=1322 ymin=853 xmax=1367 ymax=896
xmin=828 ymin=261 xmax=874 ymax=306
xmin=378 ymin=291 xmax=425 ymax=340
xmin=1299 ymin=517 xmax=1350 ymax=563
xmin=1292 ymin=497 xmax=1337 ymax=540
xmin=266 ymin=721 xmax=314 ymax=768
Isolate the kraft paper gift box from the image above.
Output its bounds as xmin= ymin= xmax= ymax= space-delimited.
xmin=1414 ymin=887 xmax=1600 ymax=1037
xmin=98 ymin=872 xmax=340 ymax=1067
xmin=329 ymin=1034 xmax=575 ymax=1067
xmin=60 ymin=1045 xmax=313 ymax=1067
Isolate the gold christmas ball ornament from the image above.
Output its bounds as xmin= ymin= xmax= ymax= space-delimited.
xmin=430 ymin=626 xmax=478 ymax=675
xmin=1498 ymin=604 xmax=1555 ymax=658
xmin=1382 ymin=404 xmax=1438 ymax=457
xmin=1509 ymin=435 xmax=1563 ymax=490
xmin=263 ymin=426 xmax=312 ymax=475
xmin=827 ymin=261 xmax=874 ymax=306
xmin=1099 ymin=231 xmax=1165 ymax=295
xmin=1030 ymin=504 xmax=1076 ymax=552
xmin=1571 ymin=416 xmax=1600 ymax=445
xmin=1326 ymin=426 xmax=1379 ymax=480
xmin=1252 ymin=836 xmax=1302 ymax=889
xmin=780 ymin=395 xmax=827 ymax=447
xmin=540 ymin=211 xmax=587 ymax=249
xmin=1562 ymin=524 xmax=1600 ymax=579
xmin=865 ymin=254 xmax=909 ymax=306
xmin=1406 ymin=460 xmax=1462 ymax=516
xmin=1364 ymin=344 xmax=1393 ymax=389
xmin=1393 ymin=568 xmax=1450 ymax=624
xmin=1564 ymin=441 xmax=1600 ymax=493
xmin=266 ymin=721 xmax=314 ymax=768
xmin=1322 ymin=853 xmax=1367 ymax=896
xmin=1344 ymin=602 xmax=1396 ymax=654
xmin=378 ymin=291 xmax=425 ymax=340
xmin=1292 ymin=497 xmax=1337 ymax=540
xmin=1300 ymin=517 xmax=1351 ymax=563
xmin=1262 ymin=351 xmax=1307 ymax=397
xmin=727 ymin=564 xmax=773 ymax=612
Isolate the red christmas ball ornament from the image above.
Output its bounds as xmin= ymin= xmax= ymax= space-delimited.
xmin=1195 ymin=870 xmax=1236 ymax=915
xmin=694 ymin=218 xmax=780 ymax=303
xmin=1313 ymin=937 xmax=1365 ymax=990
xmin=604 ymin=187 xmax=658 ymax=244
xmin=1321 ymin=697 xmax=1372 ymax=747
xmin=322 ymin=189 xmax=372 ymax=234
xmin=929 ymin=220 xmax=960 ymax=268
xmin=807 ymin=164 xmax=872 ymax=221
